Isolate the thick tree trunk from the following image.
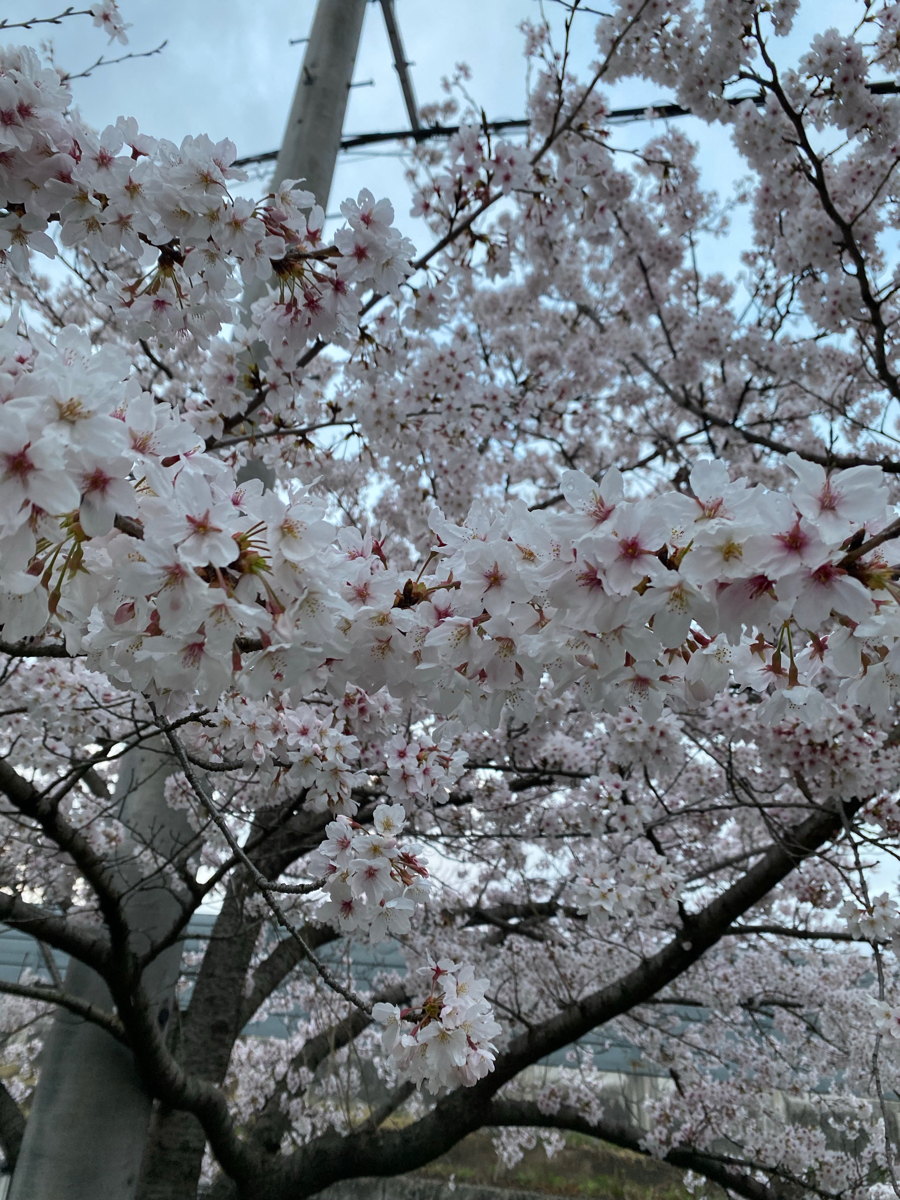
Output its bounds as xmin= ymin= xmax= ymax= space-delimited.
xmin=135 ymin=806 xmax=337 ymax=1200
xmin=134 ymin=884 xmax=264 ymax=1200
xmin=0 ymin=1079 xmax=24 ymax=1173
xmin=9 ymin=746 xmax=192 ymax=1200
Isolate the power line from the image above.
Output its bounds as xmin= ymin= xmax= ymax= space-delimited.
xmin=234 ymin=118 xmax=528 ymax=167
xmin=233 ymin=80 xmax=900 ymax=169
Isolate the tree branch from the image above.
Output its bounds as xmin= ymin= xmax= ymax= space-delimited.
xmin=487 ymin=1099 xmax=785 ymax=1200
xmin=246 ymin=981 xmax=409 ymax=1157
xmin=0 ymin=640 xmax=71 ymax=658
xmin=0 ymin=758 xmax=131 ymax=951
xmin=0 ymin=890 xmax=110 ymax=972
xmin=727 ymin=923 xmax=856 ymax=942
xmin=239 ymin=928 xmax=338 ymax=1029
xmin=0 ymin=979 xmax=126 ymax=1042
xmin=631 ymin=352 xmax=900 ymax=472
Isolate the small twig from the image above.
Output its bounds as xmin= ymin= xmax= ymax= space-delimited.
xmin=838 ymin=515 xmax=900 ymax=567
xmin=154 ymin=714 xmax=322 ymax=899
xmin=38 ymin=941 xmax=64 ymax=990
xmin=138 ymin=337 xmax=174 ymax=380
xmin=113 ymin=513 xmax=145 ymax=539
xmin=63 ymin=40 xmax=168 ymax=83
xmin=184 ymin=749 xmax=249 ymax=773
xmin=0 ymin=6 xmax=89 ymax=32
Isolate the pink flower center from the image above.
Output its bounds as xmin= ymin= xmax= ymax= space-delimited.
xmin=747 ymin=574 xmax=776 ymax=600
xmin=699 ymin=496 xmax=725 ymax=519
xmin=810 ymin=563 xmax=839 ymax=587
xmin=82 ymin=466 xmax=115 ymax=495
xmin=577 ymin=562 xmax=605 ymax=591
xmin=186 ymin=509 xmax=221 ymax=538
xmin=776 ymin=521 xmax=809 ymax=555
xmin=618 ymin=536 xmax=645 ymax=560
xmin=589 ymin=497 xmax=615 ymax=523
xmin=483 ymin=562 xmax=506 ymax=590
xmin=2 ymin=445 xmax=35 ymax=481
xmin=181 ymin=639 xmax=204 ymax=668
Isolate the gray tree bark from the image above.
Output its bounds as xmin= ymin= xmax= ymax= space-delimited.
xmin=134 ymin=805 xmax=338 ymax=1200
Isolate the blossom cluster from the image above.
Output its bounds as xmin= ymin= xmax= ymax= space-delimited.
xmin=378 ymin=732 xmax=468 ymax=806
xmin=373 ymin=959 xmax=501 ymax=1092
xmin=869 ymin=995 xmax=900 ymax=1040
xmin=840 ymin=893 xmax=900 ymax=942
xmin=573 ymin=844 xmax=680 ymax=927
xmin=309 ymin=805 xmax=430 ymax=944
xmin=411 ymin=121 xmax=533 ymax=228
xmin=3 ymin=0 xmax=900 ymax=1126
xmin=187 ymin=698 xmax=367 ymax=813
xmin=5 ymin=329 xmax=900 ymax=743
xmin=0 ymin=44 xmax=411 ymax=365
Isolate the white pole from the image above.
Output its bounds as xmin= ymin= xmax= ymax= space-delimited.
xmin=241 ymin=0 xmax=368 ymax=324
xmin=237 ymin=0 xmax=368 ymax=484
xmin=9 ymin=746 xmax=193 ymax=1200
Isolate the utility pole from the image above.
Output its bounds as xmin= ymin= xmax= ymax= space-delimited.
xmin=9 ymin=746 xmax=194 ymax=1200
xmin=238 ymin=0 xmax=368 ymax=475
xmin=273 ymin=0 xmax=368 ymax=210
xmin=380 ymin=0 xmax=420 ymax=132
xmin=240 ymin=0 xmax=367 ymax=324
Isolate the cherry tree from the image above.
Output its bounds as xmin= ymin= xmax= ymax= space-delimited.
xmin=1 ymin=1 xmax=900 ymax=1197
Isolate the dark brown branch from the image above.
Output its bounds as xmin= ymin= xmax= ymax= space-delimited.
xmin=239 ymin=928 xmax=339 ymax=1029
xmin=837 ymin=515 xmax=900 ymax=566
xmin=753 ymin=32 xmax=900 ymax=405
xmin=488 ymin=1100 xmax=784 ymax=1200
xmin=0 ymin=889 xmax=111 ymax=970
xmin=0 ymin=6 xmax=91 ymax=32
xmin=0 ymin=759 xmax=131 ymax=950
xmin=631 ymin=352 xmax=900 ymax=472
xmin=63 ymin=39 xmax=168 ymax=83
xmin=0 ymin=640 xmax=71 ymax=658
xmin=247 ymin=981 xmax=409 ymax=1157
xmin=727 ymin=923 xmax=856 ymax=942
xmin=0 ymin=979 xmax=126 ymax=1042
xmin=113 ymin=513 xmax=145 ymax=539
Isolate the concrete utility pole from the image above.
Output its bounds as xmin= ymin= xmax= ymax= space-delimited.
xmin=238 ymin=0 xmax=367 ymax=484
xmin=273 ymin=0 xmax=368 ymax=210
xmin=240 ymin=0 xmax=367 ymax=323
xmin=8 ymin=5 xmax=370 ymax=1198
xmin=9 ymin=746 xmax=194 ymax=1200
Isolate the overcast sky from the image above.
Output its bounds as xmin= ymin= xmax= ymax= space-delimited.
xmin=0 ymin=0 xmax=862 ymax=267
